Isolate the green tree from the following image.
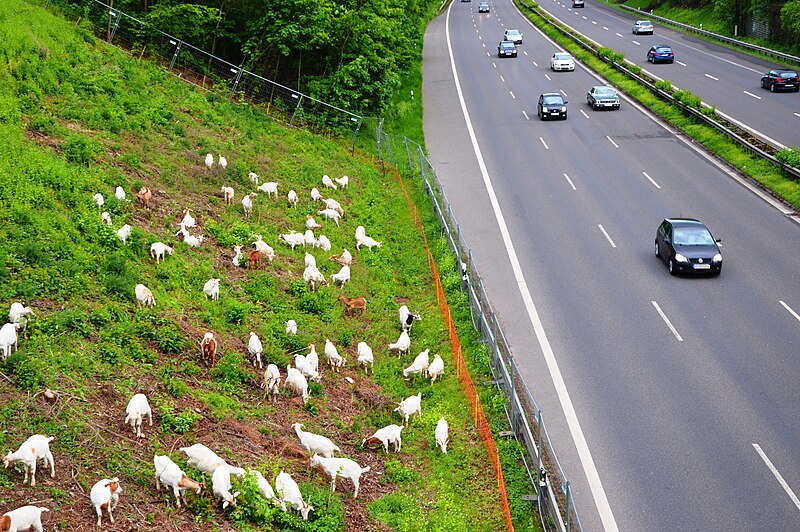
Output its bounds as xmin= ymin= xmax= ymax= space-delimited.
xmin=781 ymin=0 xmax=800 ymax=38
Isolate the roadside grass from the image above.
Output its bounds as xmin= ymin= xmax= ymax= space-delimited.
xmin=0 ymin=0 xmax=508 ymax=529
xmin=515 ymin=0 xmax=800 ymax=210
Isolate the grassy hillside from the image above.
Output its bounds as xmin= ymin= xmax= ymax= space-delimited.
xmin=0 ymin=1 xmax=506 ymax=529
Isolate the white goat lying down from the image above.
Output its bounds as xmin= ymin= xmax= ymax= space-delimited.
xmin=310 ymin=454 xmax=371 ymax=498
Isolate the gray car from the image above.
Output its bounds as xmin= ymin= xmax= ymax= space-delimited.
xmin=587 ymin=85 xmax=620 ymax=110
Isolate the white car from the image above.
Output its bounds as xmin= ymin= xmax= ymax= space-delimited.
xmin=632 ymin=20 xmax=654 ymax=34
xmin=504 ymin=29 xmax=523 ymax=44
xmin=550 ymin=52 xmax=575 ymax=72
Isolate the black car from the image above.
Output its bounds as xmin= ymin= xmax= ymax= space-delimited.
xmin=760 ymin=69 xmax=799 ymax=92
xmin=497 ymin=40 xmax=517 ymax=58
xmin=647 ymin=45 xmax=674 ymax=64
xmin=655 ymin=218 xmax=722 ymax=275
xmin=537 ymin=93 xmax=567 ymax=120
xmin=572 ymin=0 xmax=584 ymax=7
xmin=478 ymin=1 xmax=490 ymax=12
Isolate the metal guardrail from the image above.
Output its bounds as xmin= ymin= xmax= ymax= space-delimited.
xmin=620 ymin=5 xmax=800 ymax=66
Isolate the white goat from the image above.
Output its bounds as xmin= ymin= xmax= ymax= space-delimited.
xmin=124 ymin=393 xmax=153 ymax=438
xmin=330 ymin=264 xmax=350 ymax=287
xmin=279 ymin=231 xmax=305 ymax=250
xmin=257 ymin=181 xmax=278 ymax=198
xmin=316 ymin=234 xmax=332 ymax=251
xmin=218 ymin=155 xmax=227 ymax=169
xmin=3 ymin=435 xmax=55 ymax=487
xmin=334 ymin=175 xmax=349 ymax=188
xmin=394 ymin=393 xmax=423 ymax=427
xmin=184 ymin=233 xmax=203 ymax=248
xmin=90 ymin=477 xmax=122 ymax=526
xmin=427 ymin=354 xmax=445 ymax=383
xmin=249 ymin=469 xmax=287 ymax=511
xmin=356 ymin=234 xmax=383 ymax=250
xmin=252 ymin=235 xmax=275 ymax=262
xmin=149 ymin=242 xmax=173 ymax=263
xmin=101 ymin=211 xmax=112 ymax=225
xmin=362 ymin=425 xmax=404 ymax=453
xmin=293 ymin=354 xmax=320 ymax=382
xmin=324 ymin=339 xmax=345 ymax=372
xmin=284 ymin=365 xmax=309 ymax=403
xmin=321 ymin=175 xmax=337 ymax=190
xmin=92 ymin=193 xmax=104 ymax=207
xmin=212 ymin=466 xmax=240 ymax=509
xmin=330 ymin=248 xmax=352 ymax=266
xmin=399 ymin=305 xmax=422 ymax=333
xmin=0 ymin=323 xmax=20 ymax=360
xmin=114 ymin=186 xmax=126 ymax=202
xmin=306 ymin=344 xmax=319 ymax=372
xmin=248 ymin=171 xmax=259 ymax=185
xmin=303 ymin=265 xmax=327 ymax=291
xmin=0 ymin=505 xmax=49 ymax=532
xmin=357 ymin=342 xmax=374 ymax=374
xmin=175 ymin=222 xmax=191 ymax=241
xmin=435 ymin=417 xmax=449 ymax=454
xmin=232 ymin=245 xmax=244 ymax=267
xmin=264 ymin=364 xmax=281 ymax=402
xmin=304 ymin=252 xmax=317 ymax=268
xmin=304 ymin=229 xmax=316 ymax=248
xmin=275 ymin=472 xmax=313 ymax=520
xmin=310 ymin=454 xmax=370 ymax=498
xmin=153 ymin=454 xmax=202 ymax=508
xmin=403 ymin=349 xmax=430 ymax=379
xmin=388 ymin=330 xmax=411 ymax=357
xmin=305 ymin=214 xmax=322 ymax=230
xmin=292 ymin=423 xmax=340 ymax=457
xmin=179 ymin=444 xmax=245 ymax=478
xmin=317 ymin=208 xmax=341 ymax=226
xmin=135 ymin=284 xmax=155 ymax=308
xmin=203 ymin=278 xmax=220 ymax=301
xmin=323 ymin=197 xmax=344 ymax=214
xmin=221 ymin=186 xmax=234 ymax=205
xmin=310 ymin=187 xmax=322 ymax=201
xmin=242 ymin=192 xmax=257 ymax=218
xmin=8 ymin=302 xmax=34 ymax=332
xmin=205 ymin=153 xmax=214 ymax=169
xmin=248 ymin=332 xmax=263 ymax=369
xmin=180 ymin=208 xmax=195 ymax=228
xmin=285 ymin=320 xmax=297 ymax=336
xmin=116 ymin=224 xmax=131 ymax=243
xmin=287 ymin=189 xmax=299 ymax=208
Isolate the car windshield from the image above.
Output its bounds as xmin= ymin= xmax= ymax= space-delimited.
xmin=639 ymin=21 xmax=652 ymax=26
xmin=594 ymin=87 xmax=616 ymax=97
xmin=674 ymin=227 xmax=715 ymax=246
xmin=554 ymin=53 xmax=572 ymax=61
xmin=780 ymin=71 xmax=798 ymax=78
xmin=500 ymin=42 xmax=514 ymax=48
xmin=543 ymin=95 xmax=564 ymax=105
xmin=507 ymin=30 xmax=520 ymax=36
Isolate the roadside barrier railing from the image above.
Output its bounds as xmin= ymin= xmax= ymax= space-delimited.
xmin=38 ymin=0 xmax=584 ymax=529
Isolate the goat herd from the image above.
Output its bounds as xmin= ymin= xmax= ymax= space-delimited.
xmin=1 ymin=154 xmax=453 ymax=529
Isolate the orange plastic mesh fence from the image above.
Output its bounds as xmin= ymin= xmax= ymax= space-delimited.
xmin=395 ymin=169 xmax=514 ymax=531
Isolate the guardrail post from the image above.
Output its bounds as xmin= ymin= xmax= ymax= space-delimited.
xmin=537 ymin=410 xmax=543 ymax=466
xmin=565 ymin=481 xmax=572 ymax=532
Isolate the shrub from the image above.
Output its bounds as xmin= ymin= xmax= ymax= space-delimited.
xmin=226 ymin=301 xmax=252 ymax=324
xmin=63 ymin=134 xmax=98 ymax=165
xmin=211 ymin=352 xmax=249 ymax=386
xmin=159 ymin=403 xmax=201 ymax=434
xmin=3 ymin=352 xmax=42 ymax=390
xmin=776 ymin=147 xmax=800 ymax=168
xmin=654 ymin=79 xmax=673 ymax=92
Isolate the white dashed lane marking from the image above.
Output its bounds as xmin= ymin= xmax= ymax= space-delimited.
xmin=676 ymin=60 xmax=687 ymax=66
xmin=743 ymin=91 xmax=762 ymax=100
xmin=510 ymin=91 xmax=516 ymax=99
xmin=606 ymin=136 xmax=619 ymax=148
xmin=705 ymin=74 xmax=719 ymax=81
xmin=598 ymin=224 xmax=617 ymax=248
xmin=652 ymin=301 xmax=683 ymax=341
xmin=780 ymin=300 xmax=800 ymax=323
xmin=580 ymin=109 xmax=589 ymax=119
xmin=540 ymin=137 xmax=549 ymax=150
xmin=563 ymin=173 xmax=577 ymax=190
xmin=643 ymin=172 xmax=661 ymax=189
xmin=753 ymin=444 xmax=800 ymax=511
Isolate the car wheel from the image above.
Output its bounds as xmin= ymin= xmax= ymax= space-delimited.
xmin=770 ymin=83 xmax=775 ymax=92
xmin=795 ymin=86 xmax=800 ymax=92
xmin=655 ymin=242 xmax=661 ymax=258
xmin=668 ymin=258 xmax=676 ymax=275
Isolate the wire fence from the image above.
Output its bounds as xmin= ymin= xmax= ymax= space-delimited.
xmin=40 ymin=0 xmax=584 ymax=529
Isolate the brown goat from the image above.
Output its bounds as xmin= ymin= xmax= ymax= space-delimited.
xmin=338 ymin=294 xmax=367 ymax=316
xmin=135 ymin=187 xmax=153 ymax=209
xmin=200 ymin=332 xmax=217 ymax=368
xmin=247 ymin=249 xmax=262 ymax=269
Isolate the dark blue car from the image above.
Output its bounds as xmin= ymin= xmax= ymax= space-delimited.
xmin=655 ymin=218 xmax=722 ymax=275
xmin=647 ymin=45 xmax=674 ymax=64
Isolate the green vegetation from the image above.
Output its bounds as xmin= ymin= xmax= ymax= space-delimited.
xmin=0 ymin=0 xmax=512 ymax=529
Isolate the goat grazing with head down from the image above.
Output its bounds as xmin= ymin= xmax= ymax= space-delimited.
xmin=200 ymin=332 xmax=218 ymax=368
xmin=338 ymin=295 xmax=366 ymax=316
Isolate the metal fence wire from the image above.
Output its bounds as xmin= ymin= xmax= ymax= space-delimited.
xmin=40 ymin=0 xmax=584 ymax=529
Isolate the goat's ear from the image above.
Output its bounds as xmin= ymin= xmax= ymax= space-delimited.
xmin=233 ymin=491 xmax=241 ymax=498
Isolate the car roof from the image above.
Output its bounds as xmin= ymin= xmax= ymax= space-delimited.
xmin=506 ymin=29 xmax=520 ymax=33
xmin=665 ymin=218 xmax=705 ymax=228
xmin=636 ymin=20 xmax=652 ymax=24
xmin=500 ymin=40 xmax=515 ymax=45
xmin=541 ymin=92 xmax=561 ymax=97
xmin=653 ymin=44 xmax=672 ymax=48
xmin=773 ymin=69 xmax=797 ymax=74
xmin=592 ymin=85 xmax=616 ymax=91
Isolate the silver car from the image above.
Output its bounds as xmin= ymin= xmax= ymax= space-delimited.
xmin=550 ymin=52 xmax=575 ymax=71
xmin=632 ymin=20 xmax=654 ymax=34
xmin=504 ymin=29 xmax=523 ymax=44
xmin=587 ymin=85 xmax=620 ymax=110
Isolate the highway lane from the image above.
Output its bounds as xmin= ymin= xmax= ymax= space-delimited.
xmin=423 ymin=1 xmax=800 ymax=530
xmin=533 ymin=0 xmax=800 ymax=148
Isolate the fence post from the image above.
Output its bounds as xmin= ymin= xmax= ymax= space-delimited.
xmin=376 ymin=119 xmax=384 ymax=161
xmin=403 ymin=137 xmax=413 ymax=171
xmin=229 ymin=67 xmax=244 ymax=100
xmin=384 ymin=132 xmax=394 ymax=165
xmin=290 ymin=93 xmax=303 ymax=126
xmin=107 ymin=9 xmax=121 ymax=43
xmin=349 ymin=117 xmax=362 ymax=155
xmin=418 ymin=146 xmax=427 ymax=183
xmin=167 ymin=39 xmax=182 ymax=72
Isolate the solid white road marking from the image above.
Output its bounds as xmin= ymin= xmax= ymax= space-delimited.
xmin=753 ymin=444 xmax=800 ymax=511
xmin=743 ymin=90 xmax=762 ymax=100
xmin=545 ymin=74 xmax=552 ymax=81
xmin=779 ymin=300 xmax=800 ymax=323
xmin=652 ymin=301 xmax=683 ymax=341
xmin=563 ymin=173 xmax=577 ymax=190
xmin=632 ymin=40 xmax=640 ymax=46
xmin=580 ymin=109 xmax=589 ymax=119
xmin=523 ymin=110 xmax=530 ymax=120
xmin=598 ymin=224 xmax=617 ymax=248
xmin=616 ymin=32 xmax=623 ymax=37
xmin=676 ymin=60 xmax=687 ymax=66
xmin=606 ymin=136 xmax=619 ymax=148
xmin=540 ymin=137 xmax=550 ymax=150
xmin=447 ymin=5 xmax=620 ymax=529
xmin=510 ymin=91 xmax=516 ymax=99
xmin=705 ymin=74 xmax=719 ymax=81
xmin=642 ymin=171 xmax=661 ymax=189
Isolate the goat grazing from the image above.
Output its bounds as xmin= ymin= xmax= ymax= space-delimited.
xmin=303 ymin=265 xmax=328 ymax=291
xmin=293 ymin=354 xmax=320 ymax=383
xmin=116 ymin=224 xmax=132 ymax=243
xmin=92 ymin=193 xmax=104 ymax=207
xmin=357 ymin=342 xmax=374 ymax=374
xmin=329 ymin=249 xmax=352 ymax=266
xmin=8 ymin=302 xmax=34 ymax=333
xmin=135 ymin=284 xmax=155 ymax=308
xmin=179 ymin=444 xmax=244 ymax=477
xmin=114 ymin=186 xmax=126 ymax=202
xmin=279 ymin=231 xmax=305 ymax=250
xmin=285 ymin=320 xmax=297 ymax=336
xmin=330 ymin=264 xmax=350 ymax=287
xmin=0 ymin=323 xmax=20 ymax=360
xmin=284 ymin=365 xmax=309 ymax=403
xmin=264 ymin=364 xmax=281 ymax=402
xmin=248 ymin=171 xmax=259 ymax=185
xmin=154 ymin=454 xmax=202 ymax=508
xmin=323 ymin=197 xmax=344 ymax=214
xmin=321 ymin=175 xmax=337 ymax=190
xmin=338 ymin=294 xmax=366 ymax=316
xmin=180 ymin=208 xmax=195 ymax=228
xmin=3 ymin=435 xmax=55 ymax=487
xmin=200 ymin=332 xmax=218 ymax=368
xmin=221 ymin=186 xmax=234 ymax=205
xmin=248 ymin=332 xmax=263 ymax=369
xmin=394 ymin=393 xmax=422 ymax=426
xmin=124 ymin=393 xmax=153 ymax=438
xmin=212 ymin=466 xmax=240 ymax=509
xmin=356 ymin=233 xmax=383 ymax=250
xmin=257 ymin=181 xmax=278 ymax=198
xmin=218 ymin=155 xmax=227 ymax=169
xmin=388 ymin=331 xmax=410 ymax=356
xmin=334 ymin=175 xmax=349 ymax=188
xmin=149 ymin=242 xmax=173 ymax=264
xmin=249 ymin=469 xmax=287 ymax=511
xmin=0 ymin=505 xmax=49 ymax=532
xmin=135 ymin=187 xmax=152 ymax=209
xmin=304 ymin=252 xmax=317 ymax=268
xmin=316 ymin=234 xmax=331 ymax=251
xmin=399 ymin=305 xmax=422 ymax=333
xmin=275 ymin=472 xmax=313 ymax=520
xmin=306 ymin=344 xmax=319 ymax=372
xmin=435 ymin=417 xmax=449 ymax=454
xmin=310 ymin=454 xmax=370 ymax=498
xmin=203 ymin=278 xmax=220 ymax=301
xmin=324 ymin=339 xmax=345 ymax=372
xmin=287 ymin=189 xmax=299 ymax=208
xmin=101 ymin=211 xmax=112 ymax=225
xmin=205 ymin=153 xmax=214 ymax=169
xmin=247 ymin=249 xmax=262 ymax=269
xmin=304 ymin=230 xmax=316 ymax=248
xmin=361 ymin=425 xmax=403 ymax=453
xmin=403 ymin=349 xmax=429 ymax=379
xmin=292 ymin=423 xmax=340 ymax=457
xmin=305 ymin=214 xmax=322 ymax=230
xmin=427 ymin=354 xmax=445 ymax=383
xmin=90 ymin=477 xmax=122 ymax=526
xmin=310 ymin=187 xmax=322 ymax=201
xmin=317 ymin=208 xmax=340 ymax=226
xmin=242 ymin=192 xmax=256 ymax=218
xmin=252 ymin=235 xmax=275 ymax=262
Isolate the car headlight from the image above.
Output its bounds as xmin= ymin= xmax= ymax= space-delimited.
xmin=674 ymin=253 xmax=688 ymax=263
xmin=561 ymin=106 xmax=567 ymax=112
xmin=712 ymin=253 xmax=722 ymax=263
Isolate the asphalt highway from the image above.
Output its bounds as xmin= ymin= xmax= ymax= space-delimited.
xmin=422 ymin=1 xmax=800 ymax=530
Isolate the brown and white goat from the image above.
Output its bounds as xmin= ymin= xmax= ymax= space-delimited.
xmin=200 ymin=332 xmax=217 ymax=368
xmin=135 ymin=187 xmax=153 ymax=209
xmin=338 ymin=295 xmax=367 ymax=316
